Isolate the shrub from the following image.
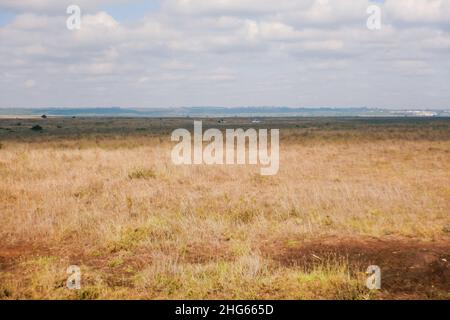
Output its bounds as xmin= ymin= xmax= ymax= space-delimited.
xmin=31 ymin=125 xmax=43 ymax=131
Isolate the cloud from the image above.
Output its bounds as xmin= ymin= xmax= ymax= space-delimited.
xmin=385 ymin=0 xmax=450 ymax=25
xmin=23 ymin=79 xmax=36 ymax=88
xmin=0 ymin=0 xmax=449 ymax=109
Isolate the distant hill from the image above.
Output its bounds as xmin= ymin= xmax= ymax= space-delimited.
xmin=0 ymin=107 xmax=449 ymax=118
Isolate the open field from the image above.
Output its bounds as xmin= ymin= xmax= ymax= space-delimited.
xmin=0 ymin=117 xmax=449 ymax=299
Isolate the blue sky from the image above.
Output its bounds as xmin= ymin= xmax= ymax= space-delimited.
xmin=0 ymin=0 xmax=163 ymax=25
xmin=0 ymin=8 xmax=14 ymax=26
xmin=102 ymin=0 xmax=162 ymax=23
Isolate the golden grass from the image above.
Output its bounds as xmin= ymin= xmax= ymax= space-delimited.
xmin=0 ymin=120 xmax=449 ymax=299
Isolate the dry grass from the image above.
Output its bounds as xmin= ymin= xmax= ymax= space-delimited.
xmin=0 ymin=118 xmax=449 ymax=299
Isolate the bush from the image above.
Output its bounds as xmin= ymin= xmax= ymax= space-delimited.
xmin=31 ymin=125 xmax=43 ymax=131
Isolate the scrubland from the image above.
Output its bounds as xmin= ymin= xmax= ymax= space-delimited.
xmin=0 ymin=117 xmax=449 ymax=299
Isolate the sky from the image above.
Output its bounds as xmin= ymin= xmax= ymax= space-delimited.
xmin=0 ymin=0 xmax=449 ymax=109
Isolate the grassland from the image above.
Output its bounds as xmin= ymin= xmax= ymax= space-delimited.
xmin=0 ymin=117 xmax=449 ymax=299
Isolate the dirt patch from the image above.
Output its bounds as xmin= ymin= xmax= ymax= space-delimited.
xmin=262 ymin=236 xmax=450 ymax=299
xmin=183 ymin=241 xmax=234 ymax=264
xmin=0 ymin=243 xmax=51 ymax=271
xmin=2 ymin=237 xmax=449 ymax=299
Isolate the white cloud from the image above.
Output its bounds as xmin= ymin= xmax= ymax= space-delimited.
xmin=385 ymin=0 xmax=450 ymax=24
xmin=23 ymin=79 xmax=36 ymax=88
xmin=0 ymin=0 xmax=449 ymax=109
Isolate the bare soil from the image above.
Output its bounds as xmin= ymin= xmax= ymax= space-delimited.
xmin=2 ymin=236 xmax=448 ymax=299
xmin=262 ymin=236 xmax=450 ymax=299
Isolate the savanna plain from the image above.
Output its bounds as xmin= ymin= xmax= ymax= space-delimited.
xmin=0 ymin=117 xmax=449 ymax=300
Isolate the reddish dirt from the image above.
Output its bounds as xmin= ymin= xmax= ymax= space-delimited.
xmin=0 ymin=243 xmax=51 ymax=272
xmin=183 ymin=241 xmax=235 ymax=264
xmin=261 ymin=236 xmax=450 ymax=299
xmin=1 ymin=237 xmax=449 ymax=299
